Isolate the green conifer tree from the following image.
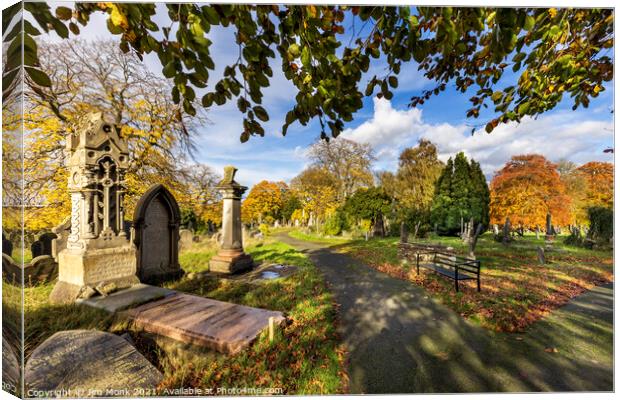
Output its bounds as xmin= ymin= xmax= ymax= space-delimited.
xmin=431 ymin=158 xmax=454 ymax=234
xmin=469 ymin=160 xmax=491 ymax=228
xmin=431 ymin=153 xmax=490 ymax=235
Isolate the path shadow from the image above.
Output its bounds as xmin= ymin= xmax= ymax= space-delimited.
xmin=277 ymin=234 xmax=613 ymax=394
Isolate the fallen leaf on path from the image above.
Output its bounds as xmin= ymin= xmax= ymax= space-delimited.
xmin=544 ymin=347 xmax=558 ymax=353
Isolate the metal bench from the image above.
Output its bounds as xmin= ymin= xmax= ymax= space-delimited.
xmin=415 ymin=251 xmax=481 ymax=292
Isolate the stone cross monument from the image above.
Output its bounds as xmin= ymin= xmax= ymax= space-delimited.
xmin=209 ymin=166 xmax=253 ymax=274
xmin=50 ymin=113 xmax=139 ymax=303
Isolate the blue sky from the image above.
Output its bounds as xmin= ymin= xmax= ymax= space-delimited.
xmin=41 ymin=2 xmax=614 ymax=188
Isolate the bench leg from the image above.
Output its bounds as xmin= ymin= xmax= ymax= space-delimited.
xmin=477 ymin=275 xmax=481 ymax=292
xmin=455 ymin=268 xmax=459 ymax=292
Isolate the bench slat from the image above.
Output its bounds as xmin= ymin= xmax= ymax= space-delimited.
xmin=422 ymin=264 xmax=478 ymax=280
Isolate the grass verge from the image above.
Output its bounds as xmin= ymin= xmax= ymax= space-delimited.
xmin=288 ymin=230 xmax=350 ymax=245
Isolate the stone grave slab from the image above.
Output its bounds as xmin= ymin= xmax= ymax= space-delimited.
xmin=25 ymin=330 xmax=162 ymax=396
xmin=2 ymin=336 xmax=20 ymax=395
xmin=122 ymin=292 xmax=285 ymax=354
xmin=76 ymin=283 xmax=174 ymax=313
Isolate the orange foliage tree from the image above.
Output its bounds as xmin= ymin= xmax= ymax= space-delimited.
xmin=576 ymin=161 xmax=613 ymax=210
xmin=490 ymin=154 xmax=572 ymax=228
xmin=242 ymin=181 xmax=288 ymax=224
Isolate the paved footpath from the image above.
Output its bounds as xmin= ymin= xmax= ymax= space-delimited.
xmin=277 ymin=233 xmax=613 ymax=394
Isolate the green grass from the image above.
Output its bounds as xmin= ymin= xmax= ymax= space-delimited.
xmin=179 ymin=249 xmax=216 ymax=274
xmin=8 ymin=244 xmax=33 ymax=264
xmin=288 ymin=229 xmax=350 ymax=245
xmin=298 ymin=232 xmax=613 ymax=332
xmin=6 ymin=240 xmax=346 ymax=395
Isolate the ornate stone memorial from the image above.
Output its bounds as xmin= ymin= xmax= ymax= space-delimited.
xmin=50 ymin=113 xmax=138 ymax=303
xmin=133 ymin=184 xmax=183 ymax=283
xmin=209 ymin=166 xmax=253 ymax=274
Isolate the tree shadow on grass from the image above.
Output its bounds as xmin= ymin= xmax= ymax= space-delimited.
xmin=277 ymin=233 xmax=613 ymax=393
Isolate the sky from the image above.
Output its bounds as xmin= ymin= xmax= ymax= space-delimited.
xmin=39 ymin=2 xmax=614 ymax=188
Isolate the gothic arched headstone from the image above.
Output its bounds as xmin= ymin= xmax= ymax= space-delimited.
xmin=133 ymin=184 xmax=183 ymax=283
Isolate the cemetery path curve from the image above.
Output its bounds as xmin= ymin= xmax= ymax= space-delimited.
xmin=276 ymin=233 xmax=613 ymax=394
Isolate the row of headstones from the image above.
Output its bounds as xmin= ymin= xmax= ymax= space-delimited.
xmin=5 ymin=232 xmax=58 ymax=259
xmin=2 ymin=185 xmax=183 ymax=286
xmin=2 ymin=232 xmax=59 ymax=286
xmin=178 ymin=226 xmax=264 ymax=250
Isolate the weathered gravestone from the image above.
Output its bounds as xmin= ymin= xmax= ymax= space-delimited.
xmin=209 ymin=166 xmax=253 ymax=274
xmin=2 ymin=336 xmax=20 ymax=396
xmin=3 ymin=253 xmax=58 ymax=286
xmin=31 ymin=232 xmax=57 ymax=258
xmin=51 ymin=217 xmax=71 ymax=261
xmin=50 ymin=113 xmax=139 ymax=304
xmin=545 ymin=212 xmax=554 ymax=241
xmin=399 ymin=222 xmax=409 ymax=243
xmin=30 ymin=241 xmax=44 ymax=258
xmin=133 ymin=184 xmax=183 ymax=284
xmin=537 ymin=246 xmax=546 ymax=265
xmin=25 ymin=330 xmax=162 ymax=395
xmin=2 ymin=254 xmax=20 ymax=284
xmin=502 ymin=217 xmax=512 ymax=244
xmin=25 ymin=256 xmax=59 ymax=285
xmin=2 ymin=232 xmax=12 ymax=257
xmin=178 ymin=229 xmax=194 ymax=249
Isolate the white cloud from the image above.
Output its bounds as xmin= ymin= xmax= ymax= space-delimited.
xmin=341 ymin=97 xmax=425 ymax=160
xmin=341 ymin=98 xmax=614 ymax=178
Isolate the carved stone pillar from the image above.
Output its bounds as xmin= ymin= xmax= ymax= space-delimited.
xmin=50 ymin=112 xmax=138 ymax=304
xmin=209 ymin=166 xmax=253 ymax=274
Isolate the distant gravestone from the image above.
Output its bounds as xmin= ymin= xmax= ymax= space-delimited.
xmin=38 ymin=233 xmax=57 ymax=256
xmin=25 ymin=330 xmax=162 ymax=395
xmin=537 ymin=246 xmax=546 ymax=265
xmin=25 ymin=256 xmax=58 ymax=285
xmin=179 ymin=229 xmax=193 ymax=248
xmin=2 ymin=232 xmax=12 ymax=257
xmin=502 ymin=218 xmax=511 ymax=244
xmin=399 ymin=222 xmax=409 ymax=243
xmin=545 ymin=213 xmax=554 ymax=241
xmin=51 ymin=217 xmax=71 ymax=261
xmin=2 ymin=254 xmax=20 ymax=284
xmin=30 ymin=241 xmax=44 ymax=258
xmin=133 ymin=184 xmax=183 ymax=283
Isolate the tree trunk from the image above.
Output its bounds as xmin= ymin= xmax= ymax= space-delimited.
xmin=468 ymin=223 xmax=484 ymax=259
xmin=372 ymin=214 xmax=385 ymax=237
